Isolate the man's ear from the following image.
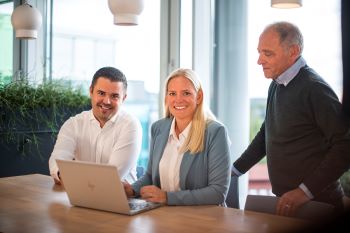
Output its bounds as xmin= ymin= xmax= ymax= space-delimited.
xmin=290 ymin=44 xmax=301 ymax=59
xmin=89 ymin=86 xmax=93 ymax=97
xmin=122 ymin=94 xmax=127 ymax=102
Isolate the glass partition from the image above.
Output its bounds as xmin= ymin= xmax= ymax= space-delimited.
xmin=0 ymin=1 xmax=13 ymax=85
xmin=52 ymin=0 xmax=161 ymax=170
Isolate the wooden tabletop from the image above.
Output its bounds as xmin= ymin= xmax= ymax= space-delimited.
xmin=0 ymin=174 xmax=311 ymax=233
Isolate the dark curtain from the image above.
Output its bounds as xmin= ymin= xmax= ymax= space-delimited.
xmin=342 ymin=0 xmax=350 ymax=116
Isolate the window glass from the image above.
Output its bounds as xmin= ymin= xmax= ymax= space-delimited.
xmin=0 ymin=1 xmax=13 ymax=85
xmin=248 ymin=0 xmax=342 ymax=142
xmin=180 ymin=0 xmax=193 ymax=68
xmin=52 ymin=0 xmax=160 ymax=170
xmin=248 ymin=0 xmax=342 ymax=101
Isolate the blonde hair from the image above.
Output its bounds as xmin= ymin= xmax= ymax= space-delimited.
xmin=164 ymin=68 xmax=216 ymax=154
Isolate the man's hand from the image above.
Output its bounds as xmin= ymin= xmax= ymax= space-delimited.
xmin=53 ymin=171 xmax=62 ymax=185
xmin=276 ymin=187 xmax=310 ymax=217
xmin=122 ymin=181 xmax=135 ymax=197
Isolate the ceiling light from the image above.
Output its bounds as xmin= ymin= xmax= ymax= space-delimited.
xmin=11 ymin=0 xmax=42 ymax=39
xmin=108 ymin=0 xmax=144 ymax=26
xmin=271 ymin=0 xmax=302 ymax=9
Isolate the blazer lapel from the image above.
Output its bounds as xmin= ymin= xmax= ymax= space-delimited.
xmin=152 ymin=119 xmax=172 ymax=186
xmin=179 ymin=152 xmax=195 ymax=189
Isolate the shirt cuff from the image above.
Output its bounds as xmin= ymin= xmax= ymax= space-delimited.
xmin=231 ymin=166 xmax=242 ymax=176
xmin=299 ymin=183 xmax=314 ymax=199
xmin=50 ymin=165 xmax=60 ymax=180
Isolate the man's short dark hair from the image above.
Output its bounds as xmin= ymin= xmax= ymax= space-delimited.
xmin=90 ymin=67 xmax=127 ymax=91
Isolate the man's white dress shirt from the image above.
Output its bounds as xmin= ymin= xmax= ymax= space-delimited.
xmin=49 ymin=109 xmax=142 ymax=183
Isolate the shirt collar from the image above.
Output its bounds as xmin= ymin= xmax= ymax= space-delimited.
xmin=275 ymin=57 xmax=306 ymax=86
xmin=169 ymin=118 xmax=192 ymax=141
xmin=89 ymin=109 xmax=119 ymax=125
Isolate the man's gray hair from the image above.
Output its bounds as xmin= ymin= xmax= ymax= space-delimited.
xmin=265 ymin=21 xmax=304 ymax=54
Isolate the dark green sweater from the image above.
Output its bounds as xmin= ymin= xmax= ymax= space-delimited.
xmin=234 ymin=66 xmax=350 ymax=203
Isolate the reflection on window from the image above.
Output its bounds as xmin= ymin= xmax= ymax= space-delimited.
xmin=52 ymin=0 xmax=160 ymax=170
xmin=0 ymin=2 xmax=13 ymax=85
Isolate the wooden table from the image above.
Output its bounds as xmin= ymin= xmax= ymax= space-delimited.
xmin=0 ymin=174 xmax=310 ymax=233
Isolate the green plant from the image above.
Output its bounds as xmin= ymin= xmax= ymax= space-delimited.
xmin=0 ymin=79 xmax=91 ymax=157
xmin=340 ymin=170 xmax=350 ymax=197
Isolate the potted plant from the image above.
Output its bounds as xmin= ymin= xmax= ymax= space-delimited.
xmin=340 ymin=170 xmax=350 ymax=199
xmin=0 ymin=77 xmax=91 ymax=177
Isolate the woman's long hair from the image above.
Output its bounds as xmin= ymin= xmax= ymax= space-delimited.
xmin=164 ymin=68 xmax=216 ymax=154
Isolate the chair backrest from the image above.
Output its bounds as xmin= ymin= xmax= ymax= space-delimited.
xmin=136 ymin=166 xmax=144 ymax=178
xmin=226 ymin=175 xmax=240 ymax=208
xmin=244 ymin=194 xmax=335 ymax=221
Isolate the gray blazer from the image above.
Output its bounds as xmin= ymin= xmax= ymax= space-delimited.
xmin=132 ymin=118 xmax=232 ymax=205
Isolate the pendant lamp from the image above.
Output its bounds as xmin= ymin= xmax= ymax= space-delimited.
xmin=108 ymin=0 xmax=144 ymax=26
xmin=271 ymin=0 xmax=302 ymax=8
xmin=11 ymin=1 xmax=42 ymax=39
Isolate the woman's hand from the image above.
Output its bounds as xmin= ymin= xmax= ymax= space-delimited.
xmin=140 ymin=185 xmax=167 ymax=204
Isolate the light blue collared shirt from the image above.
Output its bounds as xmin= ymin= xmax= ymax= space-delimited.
xmin=232 ymin=56 xmax=314 ymax=199
xmin=275 ymin=56 xmax=306 ymax=86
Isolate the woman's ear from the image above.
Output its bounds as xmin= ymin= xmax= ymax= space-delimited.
xmin=197 ymin=89 xmax=203 ymax=104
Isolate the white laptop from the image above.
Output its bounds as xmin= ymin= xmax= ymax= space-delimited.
xmin=56 ymin=159 xmax=161 ymax=215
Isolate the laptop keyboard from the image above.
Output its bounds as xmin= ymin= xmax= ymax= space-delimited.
xmin=128 ymin=198 xmax=154 ymax=211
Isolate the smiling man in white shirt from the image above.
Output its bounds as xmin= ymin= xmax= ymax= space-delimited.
xmin=49 ymin=67 xmax=142 ymax=185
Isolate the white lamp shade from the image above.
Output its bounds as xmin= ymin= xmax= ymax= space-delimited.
xmin=108 ymin=0 xmax=144 ymax=26
xmin=11 ymin=3 xmax=42 ymax=39
xmin=271 ymin=0 xmax=302 ymax=8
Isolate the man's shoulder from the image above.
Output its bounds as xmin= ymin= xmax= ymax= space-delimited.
xmin=152 ymin=118 xmax=171 ymax=128
xmin=150 ymin=118 xmax=172 ymax=133
xmin=206 ymin=120 xmax=226 ymax=132
xmin=65 ymin=109 xmax=91 ymax=122
xmin=116 ymin=109 xmax=141 ymax=126
xmin=298 ymin=66 xmax=327 ymax=85
xmin=298 ymin=67 xmax=337 ymax=96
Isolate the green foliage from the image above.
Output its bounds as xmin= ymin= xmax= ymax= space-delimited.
xmin=0 ymin=79 xmax=91 ymax=157
xmin=0 ymin=79 xmax=90 ymax=110
xmin=340 ymin=170 xmax=350 ymax=197
xmin=0 ymin=73 xmax=11 ymax=86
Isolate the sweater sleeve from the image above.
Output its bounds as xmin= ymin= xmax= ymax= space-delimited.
xmin=303 ymin=81 xmax=350 ymax=195
xmin=233 ymin=122 xmax=267 ymax=174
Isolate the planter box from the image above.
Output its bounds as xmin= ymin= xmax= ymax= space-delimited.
xmin=0 ymin=106 xmax=90 ymax=177
xmin=0 ymin=131 xmax=55 ymax=177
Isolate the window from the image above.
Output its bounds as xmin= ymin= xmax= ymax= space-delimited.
xmin=180 ymin=0 xmax=193 ymax=68
xmin=247 ymin=0 xmax=342 ymax=195
xmin=0 ymin=1 xmax=13 ymax=85
xmin=52 ymin=0 xmax=160 ymax=170
xmin=248 ymin=0 xmax=342 ymax=101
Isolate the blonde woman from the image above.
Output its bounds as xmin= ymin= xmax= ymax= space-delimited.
xmin=124 ymin=68 xmax=232 ymax=205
